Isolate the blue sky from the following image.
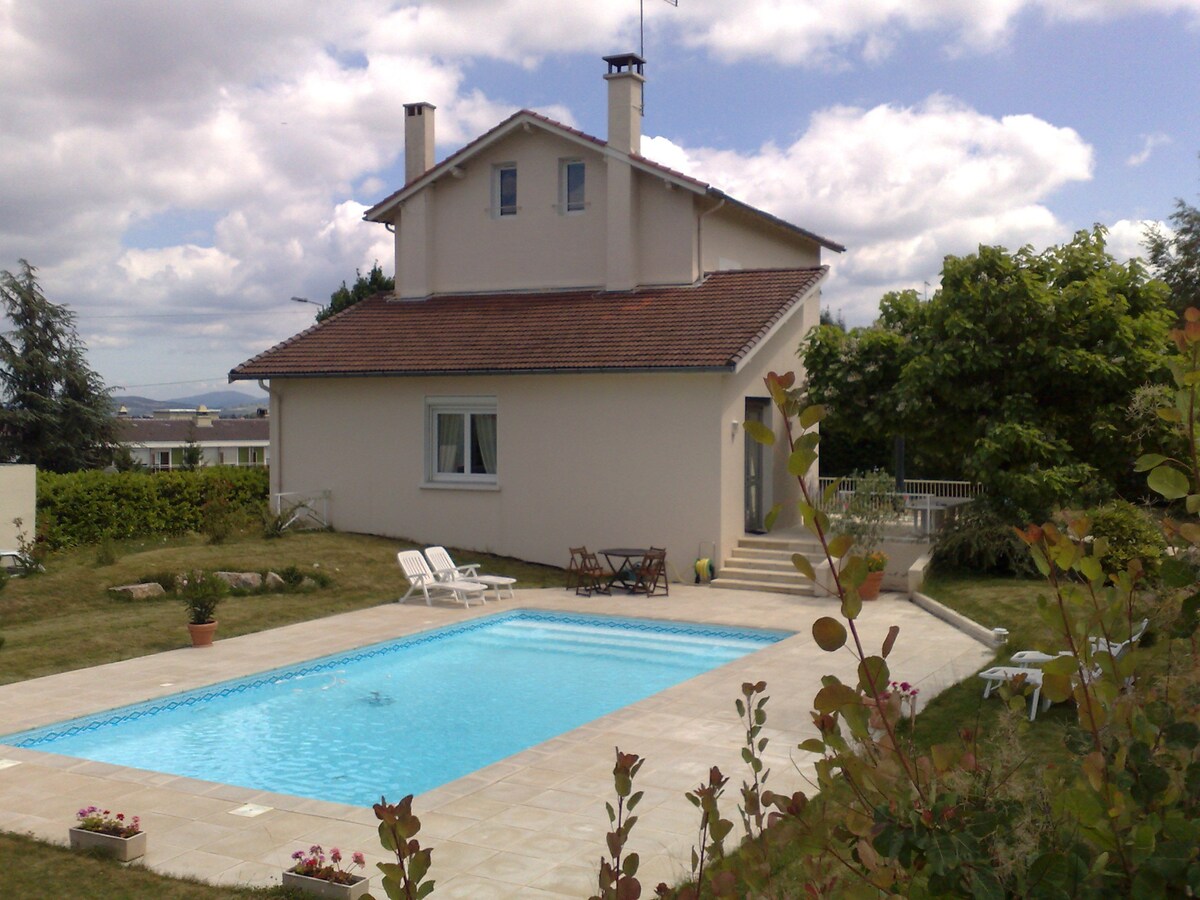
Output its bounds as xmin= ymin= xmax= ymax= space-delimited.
xmin=1 ymin=1 xmax=1198 ymax=399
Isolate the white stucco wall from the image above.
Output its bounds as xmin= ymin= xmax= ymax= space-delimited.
xmin=715 ymin=286 xmax=821 ymax=569
xmin=0 ymin=464 xmax=36 ymax=549
xmin=269 ymin=372 xmax=729 ymax=577
xmin=701 ymin=209 xmax=822 ymax=272
xmin=390 ymin=124 xmax=822 ymax=298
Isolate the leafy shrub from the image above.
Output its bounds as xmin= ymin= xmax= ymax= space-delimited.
xmin=1086 ymin=499 xmax=1166 ymax=580
xmin=180 ymin=570 xmax=226 ymax=624
xmin=931 ymin=502 xmax=1038 ymax=577
xmin=36 ymin=467 xmax=268 ymax=548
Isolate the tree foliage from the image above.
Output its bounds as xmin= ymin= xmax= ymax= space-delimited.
xmin=803 ymin=228 xmax=1174 ymax=519
xmin=0 ymin=260 xmax=116 ymax=472
xmin=1145 ymin=174 xmax=1200 ymax=317
xmin=316 ymin=262 xmax=394 ymax=322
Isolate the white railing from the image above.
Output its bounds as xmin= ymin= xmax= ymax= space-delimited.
xmin=272 ymin=490 xmax=331 ymax=531
xmin=817 ymin=477 xmax=982 ymax=500
xmin=814 ymin=478 xmax=982 ymax=537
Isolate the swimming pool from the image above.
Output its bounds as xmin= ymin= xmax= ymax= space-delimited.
xmin=1 ymin=610 xmax=788 ymax=806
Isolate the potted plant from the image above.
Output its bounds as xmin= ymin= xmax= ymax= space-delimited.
xmin=69 ymin=806 xmax=146 ymax=861
xmin=284 ymin=845 xmax=369 ymax=899
xmin=840 ymin=469 xmax=896 ymax=601
xmin=181 ymin=570 xmax=225 ymax=647
xmin=861 ymin=550 xmax=888 ymax=601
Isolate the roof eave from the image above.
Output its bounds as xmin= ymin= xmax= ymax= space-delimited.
xmin=231 ymin=364 xmax=736 ymax=381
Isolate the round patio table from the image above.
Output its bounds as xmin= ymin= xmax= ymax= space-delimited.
xmin=598 ymin=548 xmax=648 ymax=593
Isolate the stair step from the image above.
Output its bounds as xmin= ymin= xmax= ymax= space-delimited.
xmin=737 ymin=536 xmax=824 ymax=553
xmin=729 ymin=546 xmax=823 ymax=560
xmin=710 ymin=576 xmax=814 ymax=597
xmin=717 ymin=565 xmax=807 ymax=585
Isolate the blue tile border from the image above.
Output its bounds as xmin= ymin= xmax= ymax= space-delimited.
xmin=1 ymin=609 xmax=790 ymax=750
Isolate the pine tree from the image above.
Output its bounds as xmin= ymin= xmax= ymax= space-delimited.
xmin=0 ymin=260 xmax=116 ymax=472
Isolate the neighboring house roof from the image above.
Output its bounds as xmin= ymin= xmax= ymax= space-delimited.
xmin=362 ymin=109 xmax=845 ymax=254
xmin=117 ymin=419 xmax=269 ymax=445
xmin=230 ymin=267 xmax=827 ymax=380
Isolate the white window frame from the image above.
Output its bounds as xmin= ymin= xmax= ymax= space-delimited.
xmin=493 ymin=163 xmax=517 ymax=217
xmin=559 ymin=158 xmax=585 ymax=214
xmin=424 ymin=397 xmax=499 ymax=486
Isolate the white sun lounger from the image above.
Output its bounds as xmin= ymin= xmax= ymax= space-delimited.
xmin=424 ymin=546 xmax=516 ymax=602
xmin=396 ymin=550 xmax=487 ymax=607
xmin=979 ymin=661 xmax=1101 ymax=722
xmin=1007 ymin=618 xmax=1149 ymax=669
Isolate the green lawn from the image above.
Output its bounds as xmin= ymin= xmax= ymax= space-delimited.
xmin=0 ymin=530 xmax=564 ymax=685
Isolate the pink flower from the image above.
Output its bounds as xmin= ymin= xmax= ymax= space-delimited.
xmin=352 ymin=851 xmax=366 ymax=867
xmin=331 ymin=848 xmax=342 ymax=863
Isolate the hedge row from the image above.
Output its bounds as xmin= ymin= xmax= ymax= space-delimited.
xmin=36 ymin=467 xmax=270 ymax=548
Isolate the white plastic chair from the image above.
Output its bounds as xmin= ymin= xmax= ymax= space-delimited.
xmin=979 ymin=661 xmax=1102 ymax=722
xmin=396 ymin=550 xmax=486 ymax=607
xmin=424 ymin=546 xmax=516 ymax=602
xmin=1007 ymin=618 xmax=1149 ymax=669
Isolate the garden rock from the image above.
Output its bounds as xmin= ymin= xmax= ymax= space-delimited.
xmin=214 ymin=571 xmax=262 ymax=590
xmin=108 ymin=583 xmax=166 ymax=601
xmin=264 ymin=571 xmax=286 ymax=590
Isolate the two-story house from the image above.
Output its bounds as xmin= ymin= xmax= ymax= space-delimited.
xmin=231 ymin=54 xmax=842 ymax=576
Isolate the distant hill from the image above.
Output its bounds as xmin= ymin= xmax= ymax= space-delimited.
xmin=111 ymin=390 xmax=268 ymax=418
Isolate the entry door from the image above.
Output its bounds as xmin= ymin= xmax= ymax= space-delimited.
xmin=744 ymin=398 xmax=769 ymax=533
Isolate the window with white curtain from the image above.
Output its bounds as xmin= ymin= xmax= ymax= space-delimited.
xmin=426 ymin=398 xmax=498 ymax=484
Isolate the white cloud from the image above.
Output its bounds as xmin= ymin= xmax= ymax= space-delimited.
xmin=1127 ymin=132 xmax=1172 ymax=167
xmin=643 ymin=96 xmax=1093 ymax=323
xmin=1106 ymin=218 xmax=1166 ymax=262
xmin=673 ymin=0 xmax=1200 ymax=65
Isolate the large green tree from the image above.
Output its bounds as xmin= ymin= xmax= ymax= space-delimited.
xmin=315 ymin=262 xmax=394 ymax=322
xmin=1145 ymin=187 xmax=1200 ymax=317
xmin=803 ymin=228 xmax=1174 ymax=519
xmin=0 ymin=260 xmax=116 ymax=472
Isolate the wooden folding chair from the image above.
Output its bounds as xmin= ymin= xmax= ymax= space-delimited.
xmin=634 ymin=548 xmax=668 ymax=597
xmin=577 ymin=549 xmax=612 ymax=597
xmin=566 ymin=547 xmax=587 ymax=592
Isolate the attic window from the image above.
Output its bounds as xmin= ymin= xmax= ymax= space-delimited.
xmin=494 ymin=163 xmax=517 ymax=217
xmin=560 ymin=159 xmax=585 ymax=213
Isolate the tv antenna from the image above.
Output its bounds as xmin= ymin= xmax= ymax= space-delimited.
xmin=640 ymin=0 xmax=678 ymax=58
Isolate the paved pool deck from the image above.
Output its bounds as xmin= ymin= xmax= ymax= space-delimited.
xmin=0 ymin=585 xmax=992 ymax=898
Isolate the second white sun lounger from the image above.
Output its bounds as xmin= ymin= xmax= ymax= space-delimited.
xmin=397 ymin=550 xmax=487 ymax=607
xmin=425 ymin=546 xmax=517 ymax=602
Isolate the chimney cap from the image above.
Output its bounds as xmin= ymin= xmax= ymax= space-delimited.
xmin=603 ymin=53 xmax=645 ymax=76
xmin=404 ymin=101 xmax=436 ymax=115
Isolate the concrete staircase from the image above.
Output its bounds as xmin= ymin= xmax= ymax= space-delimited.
xmin=711 ymin=535 xmax=824 ymax=596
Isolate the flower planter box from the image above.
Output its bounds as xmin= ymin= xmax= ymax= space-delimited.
xmin=282 ymin=870 xmax=370 ymax=899
xmin=68 ymin=827 xmax=147 ymax=861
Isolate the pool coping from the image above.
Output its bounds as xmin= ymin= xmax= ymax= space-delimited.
xmin=0 ymin=586 xmax=993 ymax=897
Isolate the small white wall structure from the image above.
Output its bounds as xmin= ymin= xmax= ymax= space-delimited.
xmin=0 ymin=465 xmax=36 ymax=548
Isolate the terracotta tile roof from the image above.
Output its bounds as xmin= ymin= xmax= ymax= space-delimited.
xmin=230 ymin=267 xmax=827 ymax=380
xmin=116 ymin=418 xmax=269 ymax=444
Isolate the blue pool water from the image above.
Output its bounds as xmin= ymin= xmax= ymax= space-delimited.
xmin=2 ymin=610 xmax=788 ymax=806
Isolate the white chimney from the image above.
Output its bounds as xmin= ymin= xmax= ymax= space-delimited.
xmin=603 ymin=53 xmax=644 ymax=156
xmin=403 ymin=102 xmax=436 ymax=183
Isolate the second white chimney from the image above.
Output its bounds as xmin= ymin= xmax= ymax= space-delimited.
xmin=603 ymin=53 xmax=644 ymax=156
xmin=403 ymin=102 xmax=436 ymax=183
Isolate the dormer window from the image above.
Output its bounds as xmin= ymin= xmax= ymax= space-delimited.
xmin=494 ymin=163 xmax=517 ymax=217
xmin=560 ymin=159 xmax=585 ymax=213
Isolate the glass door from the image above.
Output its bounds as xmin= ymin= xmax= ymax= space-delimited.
xmin=744 ymin=398 xmax=769 ymax=533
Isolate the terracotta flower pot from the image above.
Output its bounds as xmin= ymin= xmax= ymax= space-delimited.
xmin=282 ymin=870 xmax=370 ymax=899
xmin=859 ymin=570 xmax=885 ymax=601
xmin=187 ymin=620 xmax=218 ymax=647
xmin=69 ymin=827 xmax=147 ymax=861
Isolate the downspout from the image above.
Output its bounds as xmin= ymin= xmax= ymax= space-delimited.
xmin=258 ymin=379 xmax=279 ymax=509
xmin=696 ymin=196 xmax=725 ymax=279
